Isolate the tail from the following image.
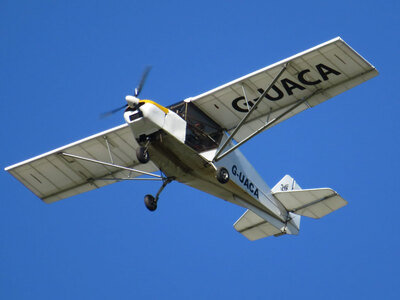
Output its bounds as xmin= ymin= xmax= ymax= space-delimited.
xmin=234 ymin=175 xmax=347 ymax=241
xmin=271 ymin=174 xmax=302 ymax=193
xmin=271 ymin=175 xmax=302 ymax=235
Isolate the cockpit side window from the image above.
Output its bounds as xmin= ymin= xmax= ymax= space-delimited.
xmin=168 ymin=101 xmax=223 ymax=152
xmin=185 ymin=103 xmax=223 ymax=152
xmin=168 ymin=101 xmax=187 ymax=119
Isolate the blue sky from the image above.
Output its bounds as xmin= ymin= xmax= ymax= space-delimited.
xmin=1 ymin=0 xmax=399 ymax=299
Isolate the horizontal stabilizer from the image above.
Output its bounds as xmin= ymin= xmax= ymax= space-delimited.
xmin=273 ymin=188 xmax=347 ymax=219
xmin=234 ymin=209 xmax=282 ymax=241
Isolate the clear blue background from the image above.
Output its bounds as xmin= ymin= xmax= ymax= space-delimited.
xmin=1 ymin=1 xmax=399 ymax=299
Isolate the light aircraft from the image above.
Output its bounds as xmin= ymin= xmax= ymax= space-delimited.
xmin=5 ymin=37 xmax=378 ymax=240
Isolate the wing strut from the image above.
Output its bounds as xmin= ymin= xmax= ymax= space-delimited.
xmin=213 ymin=63 xmax=288 ymax=162
xmin=214 ymin=96 xmax=313 ymax=161
xmin=61 ymin=152 xmax=163 ymax=179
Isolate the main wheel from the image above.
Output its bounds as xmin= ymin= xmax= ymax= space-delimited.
xmin=136 ymin=147 xmax=150 ymax=164
xmin=216 ymin=167 xmax=229 ymax=184
xmin=144 ymin=194 xmax=157 ymax=211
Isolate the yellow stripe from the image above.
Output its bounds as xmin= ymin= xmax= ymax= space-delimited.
xmin=139 ymin=100 xmax=169 ymax=114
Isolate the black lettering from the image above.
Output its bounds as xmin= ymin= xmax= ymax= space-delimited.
xmin=298 ymin=69 xmax=322 ymax=85
xmin=316 ymin=63 xmax=341 ymax=81
xmin=232 ymin=96 xmax=254 ymax=113
xmin=256 ymin=88 xmax=264 ymax=98
xmin=232 ymin=165 xmax=237 ymax=176
xmin=232 ymin=85 xmax=284 ymax=111
xmin=239 ymin=173 xmax=245 ymax=183
xmin=249 ymin=183 xmax=254 ymax=193
xmin=244 ymin=179 xmax=249 ymax=189
xmin=281 ymin=78 xmax=305 ymax=95
xmin=232 ymin=96 xmax=249 ymax=113
xmin=261 ymin=85 xmax=284 ymax=101
xmin=254 ymin=188 xmax=259 ymax=199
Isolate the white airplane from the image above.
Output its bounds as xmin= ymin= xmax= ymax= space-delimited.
xmin=5 ymin=37 xmax=378 ymax=240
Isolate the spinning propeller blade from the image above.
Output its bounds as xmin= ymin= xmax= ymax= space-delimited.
xmin=135 ymin=65 xmax=152 ymax=97
xmin=100 ymin=66 xmax=152 ymax=119
xmin=99 ymin=104 xmax=128 ymax=119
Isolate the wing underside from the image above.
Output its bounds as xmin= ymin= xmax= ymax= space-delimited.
xmin=189 ymin=37 xmax=378 ymax=142
xmin=5 ymin=124 xmax=159 ymax=203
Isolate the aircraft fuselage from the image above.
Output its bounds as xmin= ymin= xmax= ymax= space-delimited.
xmin=123 ymin=101 xmax=298 ymax=233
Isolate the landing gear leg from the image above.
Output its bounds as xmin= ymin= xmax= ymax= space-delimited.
xmin=144 ymin=177 xmax=174 ymax=211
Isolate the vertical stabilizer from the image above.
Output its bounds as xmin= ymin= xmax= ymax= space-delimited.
xmin=271 ymin=175 xmax=302 ymax=193
xmin=271 ymin=175 xmax=302 ymax=232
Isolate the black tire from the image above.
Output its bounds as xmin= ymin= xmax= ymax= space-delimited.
xmin=216 ymin=167 xmax=229 ymax=184
xmin=136 ymin=147 xmax=150 ymax=164
xmin=144 ymin=194 xmax=157 ymax=211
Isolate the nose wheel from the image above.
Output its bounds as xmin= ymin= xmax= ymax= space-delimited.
xmin=144 ymin=177 xmax=174 ymax=211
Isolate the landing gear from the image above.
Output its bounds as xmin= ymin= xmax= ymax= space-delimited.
xmin=136 ymin=146 xmax=150 ymax=164
xmin=143 ymin=177 xmax=174 ymax=211
xmin=216 ymin=167 xmax=229 ymax=184
xmin=144 ymin=194 xmax=157 ymax=211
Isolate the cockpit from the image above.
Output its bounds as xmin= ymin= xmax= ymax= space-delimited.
xmin=168 ymin=101 xmax=223 ymax=153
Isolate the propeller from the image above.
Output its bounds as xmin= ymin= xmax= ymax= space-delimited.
xmin=134 ymin=65 xmax=151 ymax=97
xmin=100 ymin=66 xmax=152 ymax=119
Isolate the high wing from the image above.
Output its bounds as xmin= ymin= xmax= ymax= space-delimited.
xmin=5 ymin=124 xmax=159 ymax=203
xmin=189 ymin=37 xmax=378 ymax=143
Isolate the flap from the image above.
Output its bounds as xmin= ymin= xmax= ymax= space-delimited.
xmin=190 ymin=37 xmax=378 ymax=142
xmin=272 ymin=188 xmax=348 ymax=219
xmin=5 ymin=124 xmax=158 ymax=203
